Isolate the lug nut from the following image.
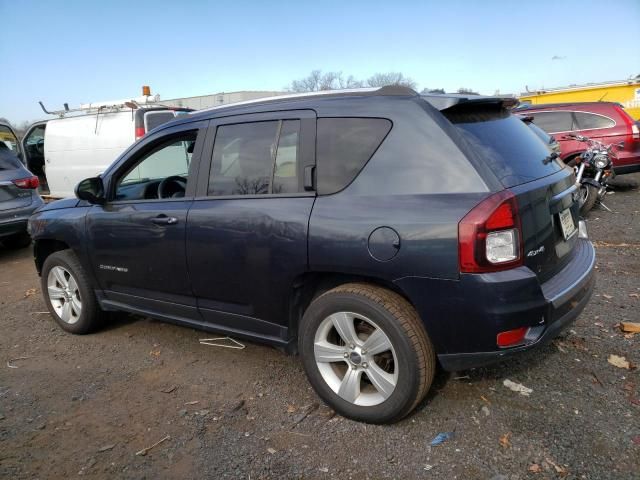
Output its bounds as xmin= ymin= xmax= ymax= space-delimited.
xmin=362 ymin=362 xmax=368 ymax=368
xmin=349 ymin=344 xmax=355 ymax=349
xmin=361 ymin=349 xmax=367 ymax=355
xmin=343 ymin=352 xmax=349 ymax=358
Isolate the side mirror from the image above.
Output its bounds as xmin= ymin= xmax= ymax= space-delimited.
xmin=75 ymin=176 xmax=105 ymax=204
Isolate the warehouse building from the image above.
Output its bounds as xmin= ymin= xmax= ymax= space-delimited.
xmin=162 ymin=90 xmax=284 ymax=110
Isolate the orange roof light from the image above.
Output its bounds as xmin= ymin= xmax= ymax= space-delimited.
xmin=142 ymin=85 xmax=151 ymax=96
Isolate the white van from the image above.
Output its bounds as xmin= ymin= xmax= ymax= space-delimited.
xmin=22 ymin=96 xmax=190 ymax=198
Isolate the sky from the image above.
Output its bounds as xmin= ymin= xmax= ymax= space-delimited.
xmin=1 ymin=0 xmax=639 ymax=125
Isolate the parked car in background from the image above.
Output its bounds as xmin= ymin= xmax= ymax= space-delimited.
xmin=29 ymin=87 xmax=595 ymax=423
xmin=0 ymin=122 xmax=43 ymax=248
xmin=21 ymin=120 xmax=47 ymax=177
xmin=23 ymin=89 xmax=192 ymax=198
xmin=515 ymin=102 xmax=640 ymax=174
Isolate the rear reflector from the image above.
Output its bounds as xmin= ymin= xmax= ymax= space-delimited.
xmin=12 ymin=176 xmax=40 ymax=189
xmin=497 ymin=327 xmax=528 ymax=348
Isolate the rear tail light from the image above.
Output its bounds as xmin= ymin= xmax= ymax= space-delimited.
xmin=459 ymin=190 xmax=523 ymax=273
xmin=135 ymin=126 xmax=146 ymax=140
xmin=613 ymin=105 xmax=639 ymax=141
xmin=12 ymin=176 xmax=40 ymax=189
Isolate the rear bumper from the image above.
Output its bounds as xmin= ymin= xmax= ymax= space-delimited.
xmin=613 ymin=163 xmax=640 ymax=175
xmin=613 ymin=148 xmax=640 ymax=174
xmin=396 ymin=239 xmax=596 ymax=371
xmin=0 ymin=197 xmax=43 ymax=238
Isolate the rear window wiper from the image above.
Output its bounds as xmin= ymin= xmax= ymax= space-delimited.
xmin=542 ymin=152 xmax=560 ymax=165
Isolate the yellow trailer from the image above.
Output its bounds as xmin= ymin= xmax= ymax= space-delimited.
xmin=519 ymin=78 xmax=640 ymax=120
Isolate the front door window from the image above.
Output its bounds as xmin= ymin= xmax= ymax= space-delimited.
xmin=115 ymin=131 xmax=197 ymax=201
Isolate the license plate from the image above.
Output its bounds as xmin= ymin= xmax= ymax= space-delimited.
xmin=558 ymin=208 xmax=576 ymax=240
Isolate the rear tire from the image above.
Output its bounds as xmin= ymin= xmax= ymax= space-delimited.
xmin=2 ymin=232 xmax=31 ymax=249
xmin=299 ymin=283 xmax=436 ymax=424
xmin=41 ymin=250 xmax=105 ymax=334
xmin=578 ymin=184 xmax=598 ymax=216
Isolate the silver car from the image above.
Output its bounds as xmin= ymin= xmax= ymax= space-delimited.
xmin=0 ymin=122 xmax=43 ymax=248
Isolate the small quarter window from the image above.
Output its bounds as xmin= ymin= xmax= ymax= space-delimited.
xmin=316 ymin=118 xmax=392 ymax=195
xmin=574 ymin=112 xmax=615 ymax=130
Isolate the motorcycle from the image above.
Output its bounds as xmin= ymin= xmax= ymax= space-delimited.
xmin=564 ymin=134 xmax=622 ymax=216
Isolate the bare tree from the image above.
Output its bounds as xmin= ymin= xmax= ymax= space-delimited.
xmin=288 ymin=70 xmax=352 ymax=92
xmin=287 ymin=70 xmax=415 ymax=92
xmin=457 ymin=88 xmax=480 ymax=95
xmin=366 ymin=72 xmax=416 ymax=89
xmin=420 ymin=88 xmax=446 ymax=94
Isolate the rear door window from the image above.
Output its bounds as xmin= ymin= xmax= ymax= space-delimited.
xmin=448 ymin=107 xmax=563 ymax=188
xmin=208 ymin=120 xmax=302 ymax=196
xmin=574 ymin=112 xmax=615 ymax=130
xmin=316 ymin=118 xmax=392 ymax=195
xmin=530 ymin=111 xmax=575 ymax=133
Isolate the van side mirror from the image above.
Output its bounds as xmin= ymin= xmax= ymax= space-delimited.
xmin=75 ymin=176 xmax=105 ymax=204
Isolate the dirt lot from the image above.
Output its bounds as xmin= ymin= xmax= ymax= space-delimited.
xmin=1 ymin=176 xmax=639 ymax=480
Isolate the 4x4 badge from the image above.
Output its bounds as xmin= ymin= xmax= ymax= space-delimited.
xmin=526 ymin=245 xmax=545 ymax=257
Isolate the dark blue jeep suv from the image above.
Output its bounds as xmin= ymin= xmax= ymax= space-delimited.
xmin=29 ymin=86 xmax=595 ymax=423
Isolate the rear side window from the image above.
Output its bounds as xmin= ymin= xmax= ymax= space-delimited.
xmin=0 ymin=125 xmax=19 ymax=152
xmin=574 ymin=112 xmax=615 ymax=130
xmin=208 ymin=120 xmax=301 ymax=196
xmin=316 ymin=118 xmax=392 ymax=195
xmin=448 ymin=107 xmax=563 ymax=188
xmin=145 ymin=111 xmax=176 ymax=132
xmin=530 ymin=111 xmax=575 ymax=133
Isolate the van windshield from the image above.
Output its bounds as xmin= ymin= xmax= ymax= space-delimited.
xmin=446 ymin=107 xmax=563 ymax=188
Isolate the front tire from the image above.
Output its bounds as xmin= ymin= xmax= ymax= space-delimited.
xmin=299 ymin=283 xmax=435 ymax=424
xmin=578 ymin=183 xmax=598 ymax=216
xmin=41 ymin=250 xmax=105 ymax=334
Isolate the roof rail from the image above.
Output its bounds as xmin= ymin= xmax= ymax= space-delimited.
xmin=194 ymin=85 xmax=419 ymax=114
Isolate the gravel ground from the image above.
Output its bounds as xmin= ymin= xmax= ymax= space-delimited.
xmin=1 ymin=174 xmax=639 ymax=480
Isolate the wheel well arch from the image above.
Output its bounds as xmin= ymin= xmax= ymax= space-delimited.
xmin=286 ymin=272 xmax=415 ymax=341
xmin=34 ymin=239 xmax=70 ymax=275
xmin=562 ymin=151 xmax=584 ymax=166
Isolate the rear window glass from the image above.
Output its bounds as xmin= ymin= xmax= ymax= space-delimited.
xmin=530 ymin=111 xmax=575 ymax=133
xmin=145 ymin=111 xmax=176 ymax=132
xmin=574 ymin=112 xmax=615 ymax=130
xmin=525 ymin=121 xmax=552 ymax=144
xmin=316 ymin=118 xmax=392 ymax=194
xmin=448 ymin=107 xmax=563 ymax=188
xmin=0 ymin=149 xmax=22 ymax=170
xmin=0 ymin=125 xmax=20 ymax=152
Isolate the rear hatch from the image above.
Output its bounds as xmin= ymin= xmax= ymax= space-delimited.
xmin=0 ymin=152 xmax=34 ymax=211
xmin=444 ymin=102 xmax=579 ymax=281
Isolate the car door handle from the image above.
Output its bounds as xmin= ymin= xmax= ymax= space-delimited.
xmin=151 ymin=215 xmax=178 ymax=225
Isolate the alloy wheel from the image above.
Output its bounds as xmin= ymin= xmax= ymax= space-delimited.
xmin=313 ymin=312 xmax=398 ymax=406
xmin=47 ymin=266 xmax=82 ymax=324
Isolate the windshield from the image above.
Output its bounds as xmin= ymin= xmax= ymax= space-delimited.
xmin=447 ymin=107 xmax=563 ymax=188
